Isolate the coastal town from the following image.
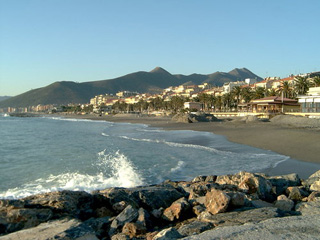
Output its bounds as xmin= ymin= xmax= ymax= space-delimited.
xmin=1 ymin=71 xmax=320 ymax=119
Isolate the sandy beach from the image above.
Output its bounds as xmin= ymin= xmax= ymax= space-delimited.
xmin=60 ymin=113 xmax=320 ymax=179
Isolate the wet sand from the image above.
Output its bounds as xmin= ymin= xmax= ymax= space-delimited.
xmin=60 ymin=113 xmax=320 ymax=178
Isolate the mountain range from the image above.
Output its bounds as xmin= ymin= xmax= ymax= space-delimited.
xmin=0 ymin=67 xmax=262 ymax=108
xmin=0 ymin=96 xmax=11 ymax=102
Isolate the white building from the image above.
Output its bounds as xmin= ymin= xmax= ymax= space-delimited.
xmin=223 ymin=81 xmax=246 ymax=93
xmin=184 ymin=102 xmax=203 ymax=111
xmin=298 ymin=87 xmax=320 ymax=113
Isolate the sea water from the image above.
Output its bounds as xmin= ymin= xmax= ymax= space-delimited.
xmin=0 ymin=115 xmax=289 ymax=199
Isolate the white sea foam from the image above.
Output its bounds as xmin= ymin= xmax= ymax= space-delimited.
xmin=118 ymin=135 xmax=287 ymax=162
xmin=170 ymin=161 xmax=186 ymax=173
xmin=96 ymin=149 xmax=144 ymax=188
xmin=46 ymin=116 xmax=106 ymax=123
xmin=0 ymin=150 xmax=144 ymax=199
xmin=119 ymin=135 xmax=230 ymax=155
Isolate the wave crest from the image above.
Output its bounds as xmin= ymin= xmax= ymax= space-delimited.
xmin=0 ymin=150 xmax=144 ymax=199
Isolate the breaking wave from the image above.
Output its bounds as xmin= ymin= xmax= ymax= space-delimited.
xmin=0 ymin=150 xmax=144 ymax=199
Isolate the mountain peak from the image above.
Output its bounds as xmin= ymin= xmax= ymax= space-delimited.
xmin=150 ymin=67 xmax=171 ymax=75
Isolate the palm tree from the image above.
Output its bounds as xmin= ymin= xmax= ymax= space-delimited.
xmin=231 ymin=86 xmax=242 ymax=105
xmin=312 ymin=76 xmax=320 ymax=87
xmin=222 ymin=93 xmax=234 ymax=111
xmin=169 ymin=96 xmax=185 ymax=112
xmin=240 ymin=87 xmax=253 ymax=103
xmin=207 ymin=95 xmax=216 ymax=111
xmin=277 ymin=81 xmax=293 ymax=99
xmin=198 ymin=93 xmax=210 ymax=111
xmin=294 ymin=76 xmax=310 ymax=95
xmin=214 ymin=96 xmax=222 ymax=111
xmin=267 ymin=88 xmax=278 ymax=97
xmin=253 ymin=87 xmax=266 ymax=99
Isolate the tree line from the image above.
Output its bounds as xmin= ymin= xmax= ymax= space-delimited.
xmin=112 ymin=76 xmax=320 ymax=113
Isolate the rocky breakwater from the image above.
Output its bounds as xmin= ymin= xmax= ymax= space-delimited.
xmin=1 ymin=170 xmax=320 ymax=240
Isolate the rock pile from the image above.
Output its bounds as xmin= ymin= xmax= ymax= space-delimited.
xmin=172 ymin=113 xmax=218 ymax=123
xmin=270 ymin=115 xmax=320 ymax=128
xmin=1 ymin=170 xmax=320 ymax=239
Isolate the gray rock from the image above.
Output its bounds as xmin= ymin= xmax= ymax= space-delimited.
xmin=227 ymin=192 xmax=246 ymax=208
xmin=192 ymin=176 xmax=207 ymax=182
xmin=310 ymin=180 xmax=320 ymax=191
xmin=295 ymin=200 xmax=320 ymax=215
xmin=136 ymin=186 xmax=185 ymax=210
xmin=153 ymin=227 xmax=182 ymax=240
xmin=286 ymin=186 xmax=308 ymax=201
xmin=178 ymin=221 xmax=213 ymax=237
xmin=0 ymin=207 xmax=53 ymax=235
xmin=303 ymin=177 xmax=319 ymax=190
xmin=111 ymin=233 xmax=130 ymax=240
xmin=97 ymin=188 xmax=139 ymax=209
xmin=268 ymin=173 xmax=301 ymax=195
xmin=205 ymin=176 xmax=217 ymax=182
xmin=23 ymin=190 xmax=95 ymax=219
xmin=251 ymin=199 xmax=274 ymax=208
xmin=99 ymin=185 xmax=185 ymax=211
xmin=137 ymin=208 xmax=152 ymax=229
xmin=181 ymin=215 xmax=320 ymax=240
xmin=275 ymin=195 xmax=294 ymax=211
xmin=110 ymin=205 xmax=139 ymax=235
xmin=0 ymin=218 xmax=98 ymax=240
xmin=198 ymin=207 xmax=280 ymax=227
xmin=307 ymin=191 xmax=320 ymax=202
xmin=192 ymin=205 xmax=206 ymax=216
xmin=83 ymin=216 xmax=111 ymax=239
xmin=309 ymin=170 xmax=320 ymax=179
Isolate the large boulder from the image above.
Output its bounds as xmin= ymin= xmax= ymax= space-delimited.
xmin=0 ymin=218 xmax=98 ymax=240
xmin=267 ymin=173 xmax=301 ymax=195
xmin=270 ymin=115 xmax=320 ymax=128
xmin=23 ymin=190 xmax=95 ymax=220
xmin=303 ymin=170 xmax=320 ymax=190
xmin=162 ymin=197 xmax=191 ymax=222
xmin=181 ymin=214 xmax=320 ymax=240
xmin=172 ymin=113 xmax=217 ymax=123
xmin=122 ymin=222 xmax=146 ymax=238
xmin=310 ymin=180 xmax=320 ymax=191
xmin=153 ymin=227 xmax=183 ymax=240
xmin=98 ymin=185 xmax=184 ymax=211
xmin=216 ymin=171 xmax=273 ymax=200
xmin=109 ymin=205 xmax=139 ymax=236
xmin=198 ymin=207 xmax=280 ymax=227
xmin=0 ymin=199 xmax=53 ymax=235
xmin=309 ymin=170 xmax=320 ymax=179
xmin=205 ymin=188 xmax=230 ymax=215
xmin=295 ymin=198 xmax=320 ymax=216
xmin=286 ymin=186 xmax=308 ymax=201
xmin=178 ymin=220 xmax=213 ymax=237
xmin=274 ymin=195 xmax=294 ymax=211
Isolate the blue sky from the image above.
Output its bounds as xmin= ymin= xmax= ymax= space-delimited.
xmin=1 ymin=0 xmax=319 ymax=96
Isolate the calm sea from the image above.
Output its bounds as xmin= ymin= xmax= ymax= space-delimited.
xmin=0 ymin=114 xmax=289 ymax=199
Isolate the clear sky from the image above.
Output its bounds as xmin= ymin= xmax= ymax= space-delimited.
xmin=1 ymin=0 xmax=319 ymax=96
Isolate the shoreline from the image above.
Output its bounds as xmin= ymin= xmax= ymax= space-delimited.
xmin=58 ymin=113 xmax=320 ymax=179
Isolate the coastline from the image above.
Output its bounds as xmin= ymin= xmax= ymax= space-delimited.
xmin=58 ymin=113 xmax=320 ymax=179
